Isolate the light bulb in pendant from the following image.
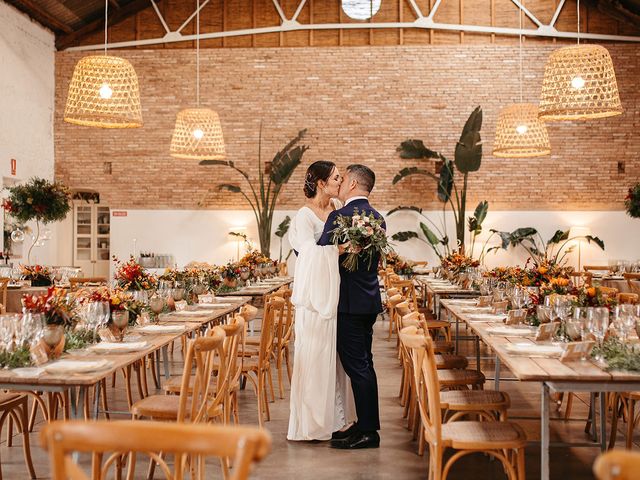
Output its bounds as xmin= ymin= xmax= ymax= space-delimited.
xmin=571 ymin=75 xmax=585 ymax=90
xmin=515 ymin=124 xmax=528 ymax=135
xmin=192 ymin=128 xmax=204 ymax=140
xmin=99 ymin=82 xmax=113 ymax=99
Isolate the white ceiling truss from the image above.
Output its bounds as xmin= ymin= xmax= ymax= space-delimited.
xmin=66 ymin=0 xmax=640 ymax=51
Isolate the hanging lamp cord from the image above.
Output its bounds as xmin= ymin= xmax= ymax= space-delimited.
xmin=518 ymin=1 xmax=523 ymax=103
xmin=196 ymin=0 xmax=200 ymax=107
xmin=104 ymin=0 xmax=108 ymax=55
xmin=577 ymin=0 xmax=581 ymax=45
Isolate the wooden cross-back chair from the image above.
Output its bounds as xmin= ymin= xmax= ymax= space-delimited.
xmin=69 ymin=277 xmax=108 ymax=291
xmin=273 ymin=287 xmax=295 ymax=399
xmin=399 ymin=330 xmax=526 ymax=479
xmin=624 ymin=273 xmax=640 ymax=295
xmin=569 ymin=271 xmax=593 ymax=287
xmin=0 ymin=277 xmax=9 ymax=314
xmin=584 ymin=265 xmax=614 ymax=274
xmin=39 ymin=420 xmax=271 ymax=480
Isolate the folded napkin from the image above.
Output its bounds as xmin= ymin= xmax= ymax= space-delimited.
xmin=503 ymin=343 xmax=564 ymax=357
xmin=89 ymin=341 xmax=148 ymax=353
xmin=44 ymin=359 xmax=112 ymax=375
xmin=461 ymin=307 xmax=492 ymax=313
xmin=215 ymin=296 xmax=244 ymax=301
xmin=447 ymin=299 xmax=478 ymax=305
xmin=11 ymin=367 xmax=44 ymax=378
xmin=138 ymin=325 xmax=185 ymax=334
xmin=468 ymin=313 xmax=507 ymax=322
xmin=198 ymin=303 xmax=233 ymax=308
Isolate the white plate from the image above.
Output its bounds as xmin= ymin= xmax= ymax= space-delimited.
xmin=197 ymin=303 xmax=233 ymax=308
xmin=173 ymin=310 xmax=211 ymax=316
xmin=88 ymin=341 xmax=148 ymax=353
xmin=468 ymin=313 xmax=507 ymax=322
xmin=11 ymin=367 xmax=44 ymax=377
xmin=486 ymin=326 xmax=536 ymax=337
xmin=503 ymin=343 xmax=564 ymax=357
xmin=44 ymin=359 xmax=113 ymax=375
xmin=461 ymin=307 xmax=492 ymax=313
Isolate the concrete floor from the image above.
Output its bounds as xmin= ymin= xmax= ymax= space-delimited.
xmin=0 ymin=316 xmax=632 ymax=479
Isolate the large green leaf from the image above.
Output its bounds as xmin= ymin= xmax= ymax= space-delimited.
xmin=270 ymin=129 xmax=309 ymax=185
xmin=387 ymin=205 xmax=424 ymax=216
xmin=454 ymin=106 xmax=483 ymax=173
xmin=396 ymin=139 xmax=443 ymax=160
xmin=437 ymin=160 xmax=454 ymax=202
xmin=218 ymin=184 xmax=242 ymax=193
xmin=419 ymin=222 xmax=441 ymax=246
xmin=548 ymin=229 xmax=569 ymax=245
xmin=586 ymin=236 xmax=605 ymax=250
xmin=391 ymin=231 xmax=419 ymax=242
xmin=275 ymin=216 xmax=291 ymax=238
xmin=468 ymin=200 xmax=489 ymax=234
xmin=392 ymin=167 xmax=437 ymax=185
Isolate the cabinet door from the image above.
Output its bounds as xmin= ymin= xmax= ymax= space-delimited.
xmin=74 ymin=205 xmax=93 ymax=276
xmin=95 ymin=206 xmax=111 ymax=276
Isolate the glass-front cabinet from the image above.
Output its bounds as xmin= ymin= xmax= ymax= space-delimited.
xmin=73 ymin=203 xmax=110 ymax=277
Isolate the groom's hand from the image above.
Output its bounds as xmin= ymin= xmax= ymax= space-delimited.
xmin=338 ymin=241 xmax=351 ymax=255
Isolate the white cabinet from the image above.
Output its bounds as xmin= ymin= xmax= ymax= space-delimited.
xmin=73 ymin=203 xmax=110 ymax=277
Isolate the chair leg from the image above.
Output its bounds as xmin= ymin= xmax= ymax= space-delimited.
xmin=626 ymin=398 xmax=636 ymax=449
xmin=609 ymin=394 xmax=621 ymax=450
xmin=277 ymin=355 xmax=285 ymax=400
xmin=123 ymin=366 xmax=134 ymax=408
xmin=17 ymin=399 xmax=36 ymax=479
xmin=100 ymin=378 xmax=110 ymax=420
xmin=564 ymin=393 xmax=574 ymax=420
xmin=6 ymin=415 xmax=13 ymax=447
xmin=148 ymin=354 xmax=160 ymax=390
xmin=516 ymin=447 xmax=526 ymax=480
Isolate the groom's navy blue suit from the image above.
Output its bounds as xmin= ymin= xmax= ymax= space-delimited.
xmin=318 ymin=197 xmax=384 ymax=432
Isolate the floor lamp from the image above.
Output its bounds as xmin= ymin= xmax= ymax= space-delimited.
xmin=569 ymin=226 xmax=591 ymax=272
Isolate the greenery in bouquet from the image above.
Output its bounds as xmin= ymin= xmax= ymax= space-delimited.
xmin=440 ymin=252 xmax=479 ymax=276
xmin=484 ymin=266 xmax=526 ymax=285
xmin=22 ymin=287 xmax=78 ymax=328
xmin=217 ymin=283 xmax=240 ymax=294
xmin=20 ymin=264 xmax=52 ymax=286
xmin=221 ymin=262 xmax=241 ymax=280
xmin=113 ymin=256 xmax=158 ymax=291
xmin=158 ymin=268 xmax=186 ymax=284
xmin=625 ymin=183 xmax=640 ymax=219
xmin=331 ymin=207 xmax=392 ymax=272
xmin=384 ymin=251 xmax=414 ymax=275
xmin=2 ymin=178 xmax=71 ymax=225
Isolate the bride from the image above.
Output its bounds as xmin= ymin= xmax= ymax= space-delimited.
xmin=287 ymin=160 xmax=356 ymax=441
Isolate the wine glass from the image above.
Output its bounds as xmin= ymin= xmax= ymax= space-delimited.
xmin=110 ymin=310 xmax=129 ymax=342
xmin=588 ymin=307 xmax=609 ymax=360
xmin=149 ymin=295 xmax=165 ymax=321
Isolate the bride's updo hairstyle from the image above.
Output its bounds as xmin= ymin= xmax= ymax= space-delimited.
xmin=303 ymin=160 xmax=336 ymax=198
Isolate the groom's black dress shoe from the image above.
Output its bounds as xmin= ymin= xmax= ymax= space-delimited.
xmin=331 ymin=424 xmax=358 ymax=441
xmin=330 ymin=431 xmax=380 ymax=449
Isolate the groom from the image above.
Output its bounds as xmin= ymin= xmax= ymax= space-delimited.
xmin=318 ymin=164 xmax=384 ymax=449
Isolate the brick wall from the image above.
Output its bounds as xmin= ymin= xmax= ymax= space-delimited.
xmin=54 ymin=44 xmax=640 ymax=211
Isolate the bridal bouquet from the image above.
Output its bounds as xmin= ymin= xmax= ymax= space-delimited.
xmin=331 ymin=207 xmax=392 ymax=272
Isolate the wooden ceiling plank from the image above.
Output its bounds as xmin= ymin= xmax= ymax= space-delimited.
xmin=16 ymin=0 xmax=74 ymax=33
xmin=56 ymin=0 xmax=151 ymax=50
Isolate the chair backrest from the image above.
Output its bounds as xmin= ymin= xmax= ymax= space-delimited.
xmin=40 ymin=420 xmax=271 ymax=480
xmin=69 ymin=277 xmax=108 ymax=291
xmin=598 ymin=286 xmax=619 ymax=299
xmin=584 ymin=265 xmax=613 ymax=274
xmin=618 ymin=293 xmax=639 ymax=305
xmin=593 ymin=450 xmax=640 ymax=480
xmin=389 ymin=278 xmax=419 ymax=310
xmin=399 ymin=327 xmax=442 ymax=447
xmin=215 ymin=318 xmax=244 ymax=419
xmin=178 ymin=327 xmax=226 ymax=424
xmin=624 ymin=273 xmax=640 ymax=295
xmin=0 ymin=277 xmax=8 ymax=314
xmin=257 ymin=296 xmax=282 ymax=366
xmin=275 ymin=289 xmax=295 ymax=349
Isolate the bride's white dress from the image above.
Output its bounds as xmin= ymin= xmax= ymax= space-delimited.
xmin=287 ymin=206 xmax=356 ymax=441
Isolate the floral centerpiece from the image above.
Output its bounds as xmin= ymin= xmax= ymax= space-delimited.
xmin=22 ymin=287 xmax=77 ymax=328
xmin=440 ymin=252 xmax=479 ymax=278
xmin=384 ymin=251 xmax=414 ymax=275
xmin=113 ymin=256 xmax=158 ymax=291
xmin=331 ymin=207 xmax=392 ymax=272
xmin=625 ymin=183 xmax=640 ymax=219
xmin=521 ymin=259 xmax=573 ymax=288
xmin=2 ymin=177 xmax=71 ymax=263
xmin=21 ymin=264 xmax=52 ymax=286
xmin=485 ymin=266 xmax=526 ymax=285
xmin=76 ymin=286 xmax=146 ymax=326
xmin=158 ymin=268 xmax=186 ymax=284
xmin=221 ymin=262 xmax=241 ymax=288
xmin=571 ymin=285 xmax=618 ymax=310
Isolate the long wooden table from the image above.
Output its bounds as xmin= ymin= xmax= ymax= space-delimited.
xmin=217 ymin=277 xmax=292 ymax=301
xmin=439 ymin=299 xmax=640 ymax=480
xmin=414 ymin=275 xmax=478 ymax=318
xmin=0 ymin=299 xmax=248 ymax=420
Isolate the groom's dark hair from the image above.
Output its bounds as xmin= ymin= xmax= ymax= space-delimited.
xmin=347 ymin=164 xmax=375 ymax=193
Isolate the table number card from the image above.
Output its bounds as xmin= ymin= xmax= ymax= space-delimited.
xmin=198 ymin=294 xmax=215 ymax=304
xmin=506 ymin=309 xmax=527 ymax=325
xmin=174 ymin=300 xmax=188 ymax=311
xmin=30 ymin=343 xmax=49 ymax=366
xmin=560 ymin=341 xmax=595 ymax=362
xmin=535 ymin=322 xmax=559 ymax=341
xmin=492 ymin=301 xmax=508 ymax=314
xmin=98 ymin=327 xmax=117 ymax=343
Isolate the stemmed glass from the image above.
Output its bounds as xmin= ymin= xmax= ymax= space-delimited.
xmin=587 ymin=307 xmax=609 ymax=360
xmin=149 ymin=295 xmax=165 ymax=322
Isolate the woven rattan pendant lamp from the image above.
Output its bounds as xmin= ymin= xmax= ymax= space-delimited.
xmin=170 ymin=0 xmax=225 ymax=160
xmin=64 ymin=0 xmax=142 ymax=128
xmin=538 ymin=0 xmax=622 ymax=121
xmin=493 ymin=3 xmax=550 ymax=158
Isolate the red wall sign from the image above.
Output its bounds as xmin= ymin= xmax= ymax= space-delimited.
xmin=112 ymin=211 xmax=128 ymax=217
xmin=10 ymin=159 xmax=16 ymax=176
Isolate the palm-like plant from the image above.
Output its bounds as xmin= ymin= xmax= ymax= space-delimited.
xmin=275 ymin=216 xmax=291 ymax=262
xmin=391 ymin=107 xmax=486 ymax=255
xmin=200 ymin=127 xmax=309 ymax=257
